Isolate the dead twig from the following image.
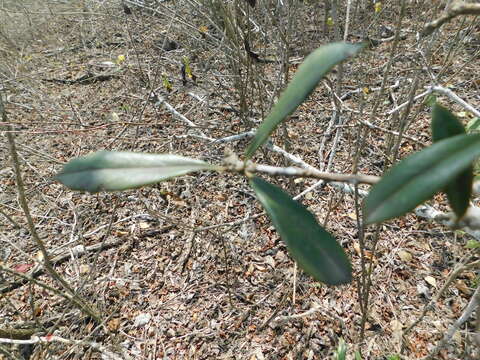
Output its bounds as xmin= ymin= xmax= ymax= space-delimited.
xmin=422 ymin=2 xmax=480 ymax=37
xmin=0 ymin=334 xmax=129 ymax=360
xmin=402 ymin=257 xmax=479 ymax=353
xmin=1 ymin=94 xmax=101 ymax=323
xmin=422 ymin=284 xmax=480 ymax=360
xmin=0 ymin=224 xmax=175 ymax=295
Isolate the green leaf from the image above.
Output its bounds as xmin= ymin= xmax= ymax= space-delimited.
xmin=423 ymin=94 xmax=437 ymax=108
xmin=387 ymin=356 xmax=401 ymax=360
xmin=335 ymin=338 xmax=347 ymax=360
xmin=432 ymin=104 xmax=466 ymax=142
xmin=354 ymin=351 xmax=363 ymax=360
xmin=465 ymin=240 xmax=480 ymax=249
xmin=245 ymin=42 xmax=365 ymax=159
xmin=249 ymin=177 xmax=351 ymax=285
xmin=364 ymin=134 xmax=480 ymax=224
xmin=432 ymin=103 xmax=472 ymax=218
xmin=466 ymin=117 xmax=480 ymax=133
xmin=55 ymin=151 xmax=219 ymax=193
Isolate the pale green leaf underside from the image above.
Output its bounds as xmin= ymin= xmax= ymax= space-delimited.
xmin=56 ymin=151 xmax=219 ymax=193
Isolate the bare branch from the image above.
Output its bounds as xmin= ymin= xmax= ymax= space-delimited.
xmin=430 ymin=86 xmax=480 ymax=118
xmin=415 ymin=205 xmax=480 ymax=240
xmin=0 ymin=335 xmax=129 ymax=360
xmin=422 ymin=2 xmax=480 ymax=37
xmin=246 ymin=162 xmax=380 ymax=185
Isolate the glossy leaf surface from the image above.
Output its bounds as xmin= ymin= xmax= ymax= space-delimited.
xmin=249 ymin=177 xmax=351 ymax=285
xmin=432 ymin=103 xmax=472 ymax=218
xmin=245 ymin=42 xmax=364 ymax=159
xmin=364 ymin=134 xmax=480 ymax=224
xmin=56 ymin=151 xmax=219 ymax=193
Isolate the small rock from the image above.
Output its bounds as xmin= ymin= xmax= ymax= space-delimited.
xmin=134 ymin=313 xmax=151 ymax=327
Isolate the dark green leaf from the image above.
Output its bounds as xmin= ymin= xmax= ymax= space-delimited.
xmin=249 ymin=177 xmax=351 ymax=285
xmin=432 ymin=104 xmax=466 ymax=142
xmin=432 ymin=103 xmax=472 ymax=218
xmin=245 ymin=42 xmax=365 ymax=159
xmin=55 ymin=151 xmax=219 ymax=193
xmin=364 ymin=134 xmax=480 ymax=224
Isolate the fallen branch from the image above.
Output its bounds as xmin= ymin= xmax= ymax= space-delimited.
xmin=0 ymin=334 xmax=129 ymax=360
xmin=41 ymin=73 xmax=118 ymax=85
xmin=269 ymin=303 xmax=345 ymax=330
xmin=149 ymin=91 xmax=213 ymax=141
xmin=388 ymin=85 xmax=480 ymax=118
xmin=430 ymin=85 xmax=480 ymax=118
xmin=0 ymin=328 xmax=42 ymax=341
xmin=402 ymin=257 xmax=479 ymax=349
xmin=0 ymin=224 xmax=175 ymax=295
xmin=422 ymin=284 xmax=480 ymax=360
xmin=212 ymin=130 xmax=255 ymax=144
xmin=416 ymin=205 xmax=480 ymax=240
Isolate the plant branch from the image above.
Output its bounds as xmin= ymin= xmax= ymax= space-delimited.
xmin=223 ymin=153 xmax=380 ymax=185
xmin=430 ymin=85 xmax=480 ymax=118
xmin=422 ymin=2 xmax=480 ymax=37
xmin=247 ymin=163 xmax=380 ymax=185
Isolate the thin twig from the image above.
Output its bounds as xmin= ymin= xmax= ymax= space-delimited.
xmin=0 ymin=93 xmax=101 ymax=323
xmin=402 ymin=257 xmax=479 ymax=350
xmin=422 ymin=284 xmax=480 ymax=360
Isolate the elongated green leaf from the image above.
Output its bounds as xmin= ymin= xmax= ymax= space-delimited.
xmin=432 ymin=103 xmax=472 ymax=218
xmin=335 ymin=339 xmax=347 ymax=360
xmin=432 ymin=104 xmax=466 ymax=141
xmin=245 ymin=42 xmax=365 ymax=159
xmin=249 ymin=177 xmax=351 ymax=285
xmin=466 ymin=117 xmax=480 ymax=133
xmin=364 ymin=134 xmax=480 ymax=224
xmin=55 ymin=151 xmax=219 ymax=193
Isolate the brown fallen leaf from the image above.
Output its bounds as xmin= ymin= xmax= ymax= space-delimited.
xmin=107 ymin=318 xmax=121 ymax=332
xmin=455 ymin=279 xmax=471 ymax=295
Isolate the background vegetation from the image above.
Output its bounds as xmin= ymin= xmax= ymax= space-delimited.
xmin=0 ymin=0 xmax=479 ymax=359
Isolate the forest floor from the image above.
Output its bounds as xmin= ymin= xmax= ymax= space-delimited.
xmin=0 ymin=1 xmax=479 ymax=359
